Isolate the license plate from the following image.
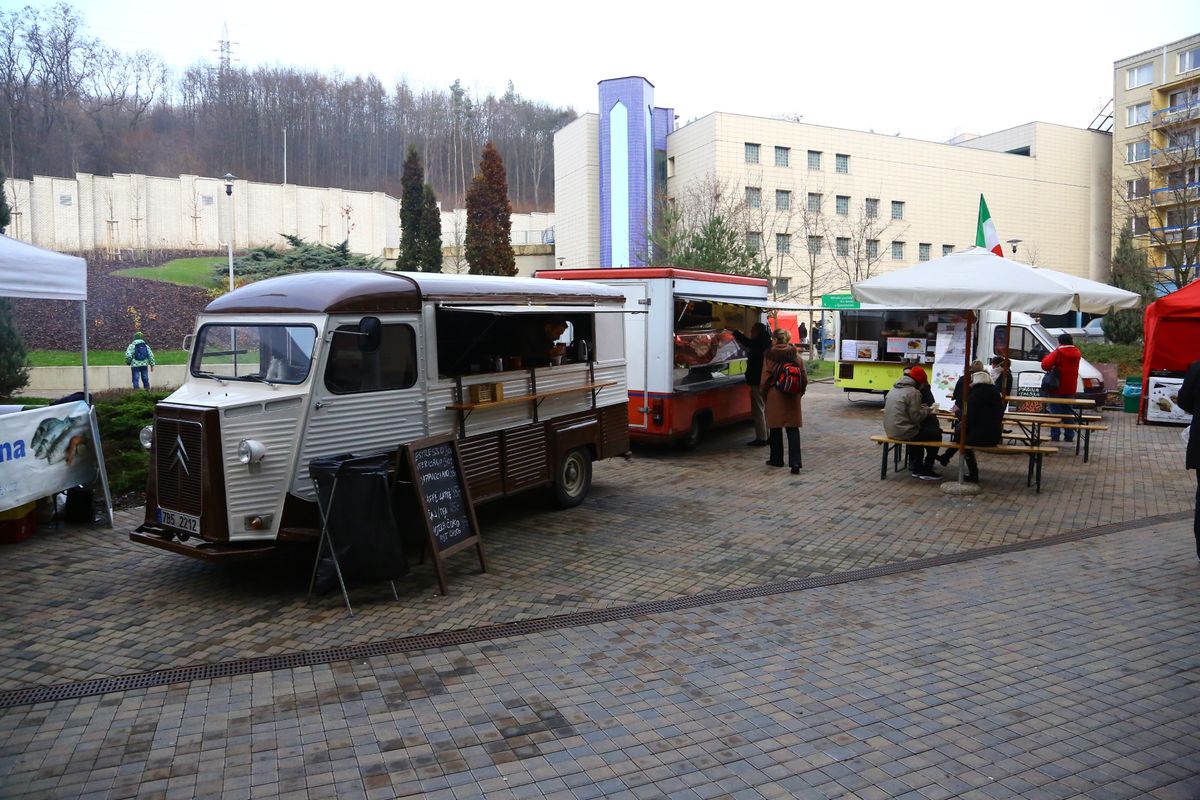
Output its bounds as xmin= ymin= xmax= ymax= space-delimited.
xmin=157 ymin=508 xmax=200 ymax=535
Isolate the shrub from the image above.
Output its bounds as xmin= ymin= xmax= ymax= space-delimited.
xmin=216 ymin=234 xmax=383 ymax=284
xmin=93 ymin=389 xmax=170 ymax=495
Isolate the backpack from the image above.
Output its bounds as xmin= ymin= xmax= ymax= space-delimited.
xmin=773 ymin=361 xmax=806 ymax=395
xmin=133 ymin=341 xmax=150 ymax=362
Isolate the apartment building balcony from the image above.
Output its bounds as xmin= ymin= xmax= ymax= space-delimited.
xmin=1152 ymin=99 xmax=1200 ymax=129
xmin=1149 ymin=222 xmax=1200 ymax=243
xmin=1150 ymin=182 xmax=1200 ymax=206
xmin=1151 ymin=146 xmax=1199 ymax=168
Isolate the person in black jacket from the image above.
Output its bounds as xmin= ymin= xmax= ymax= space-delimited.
xmin=939 ymin=369 xmax=1004 ymax=482
xmin=731 ymin=322 xmax=772 ymax=446
xmin=1178 ymin=359 xmax=1200 ymax=561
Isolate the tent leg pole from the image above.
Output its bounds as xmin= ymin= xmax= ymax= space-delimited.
xmin=81 ymin=300 xmax=89 ymax=399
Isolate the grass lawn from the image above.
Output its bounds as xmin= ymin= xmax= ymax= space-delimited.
xmin=807 ymin=359 xmax=835 ymax=381
xmin=113 ymin=257 xmax=223 ymax=287
xmin=28 ymin=349 xmax=190 ymax=367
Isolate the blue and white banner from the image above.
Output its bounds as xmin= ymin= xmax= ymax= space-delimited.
xmin=0 ymin=401 xmax=98 ymax=512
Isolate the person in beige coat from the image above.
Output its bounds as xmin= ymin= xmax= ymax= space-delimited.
xmin=759 ymin=328 xmax=806 ymax=473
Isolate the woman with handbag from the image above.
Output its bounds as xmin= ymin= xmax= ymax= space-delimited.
xmin=1040 ymin=333 xmax=1082 ymax=442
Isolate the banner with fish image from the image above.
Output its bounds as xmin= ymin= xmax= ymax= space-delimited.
xmin=0 ymin=400 xmax=98 ymax=513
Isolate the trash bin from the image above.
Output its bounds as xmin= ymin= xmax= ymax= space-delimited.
xmin=1121 ymin=378 xmax=1142 ymax=414
xmin=308 ymin=452 xmax=408 ymax=595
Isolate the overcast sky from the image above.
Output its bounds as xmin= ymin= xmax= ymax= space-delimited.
xmin=30 ymin=0 xmax=1200 ymax=142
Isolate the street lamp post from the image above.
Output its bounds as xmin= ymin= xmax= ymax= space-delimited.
xmin=223 ymin=173 xmax=237 ymax=290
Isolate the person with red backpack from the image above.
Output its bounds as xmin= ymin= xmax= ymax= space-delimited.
xmin=1040 ymin=332 xmax=1082 ymax=443
xmin=759 ymin=328 xmax=807 ymax=474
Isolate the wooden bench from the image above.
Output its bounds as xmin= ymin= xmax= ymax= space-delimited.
xmin=869 ymin=435 xmax=1058 ymax=493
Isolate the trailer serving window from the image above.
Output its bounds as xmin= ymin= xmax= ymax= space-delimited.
xmin=191 ymin=324 xmax=317 ymax=384
xmin=434 ymin=308 xmax=596 ymax=377
xmin=840 ymin=310 xmax=936 ymax=363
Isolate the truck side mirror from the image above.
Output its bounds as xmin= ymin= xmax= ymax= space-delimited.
xmin=358 ymin=317 xmax=382 ymax=352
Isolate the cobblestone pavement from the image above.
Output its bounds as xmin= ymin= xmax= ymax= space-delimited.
xmin=1 ymin=514 xmax=1197 ymax=799
xmin=0 ymin=383 xmax=1194 ymax=692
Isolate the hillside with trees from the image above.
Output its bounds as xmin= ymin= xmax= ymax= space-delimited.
xmin=0 ymin=4 xmax=572 ymax=211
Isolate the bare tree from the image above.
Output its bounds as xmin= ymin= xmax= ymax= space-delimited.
xmin=1115 ymin=128 xmax=1200 ymax=291
xmin=824 ymin=198 xmax=907 ymax=290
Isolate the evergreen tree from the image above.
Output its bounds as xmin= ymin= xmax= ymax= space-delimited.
xmin=397 ymin=145 xmax=425 ymax=271
xmin=419 ymin=184 xmax=443 ymax=273
xmin=0 ymin=299 xmax=30 ymax=397
xmin=0 ymin=166 xmax=10 ymax=235
xmin=676 ymin=216 xmax=765 ymax=277
xmin=1102 ymin=228 xmax=1154 ymax=345
xmin=465 ymin=142 xmax=516 ymax=276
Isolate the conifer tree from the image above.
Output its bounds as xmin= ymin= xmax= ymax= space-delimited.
xmin=397 ymin=145 xmax=425 ymax=271
xmin=420 ymin=184 xmax=443 ymax=272
xmin=465 ymin=142 xmax=516 ymax=276
xmin=1102 ymin=228 xmax=1154 ymax=345
xmin=0 ymin=299 xmax=29 ymax=397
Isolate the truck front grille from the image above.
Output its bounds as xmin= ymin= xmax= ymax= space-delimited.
xmin=155 ymin=419 xmax=203 ymax=515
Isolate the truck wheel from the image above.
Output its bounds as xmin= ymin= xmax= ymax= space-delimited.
xmin=679 ymin=416 xmax=703 ymax=450
xmin=553 ymin=448 xmax=592 ymax=508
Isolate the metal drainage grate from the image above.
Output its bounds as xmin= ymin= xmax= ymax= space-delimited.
xmin=0 ymin=510 xmax=1189 ymax=710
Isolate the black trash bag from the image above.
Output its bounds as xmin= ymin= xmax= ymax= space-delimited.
xmin=309 ymin=453 xmax=408 ymax=595
xmin=63 ymin=486 xmax=94 ymax=524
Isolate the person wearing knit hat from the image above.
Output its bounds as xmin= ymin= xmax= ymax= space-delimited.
xmin=885 ymin=362 xmax=943 ymax=479
xmin=125 ymin=331 xmax=156 ymax=389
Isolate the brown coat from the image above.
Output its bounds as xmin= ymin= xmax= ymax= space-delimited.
xmin=759 ymin=344 xmax=804 ymax=428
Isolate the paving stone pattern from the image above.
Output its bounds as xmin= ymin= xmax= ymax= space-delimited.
xmin=1 ymin=517 xmax=1197 ymax=799
xmin=0 ymin=383 xmax=1193 ymax=693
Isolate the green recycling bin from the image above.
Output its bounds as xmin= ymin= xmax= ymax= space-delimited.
xmin=1121 ymin=377 xmax=1142 ymax=414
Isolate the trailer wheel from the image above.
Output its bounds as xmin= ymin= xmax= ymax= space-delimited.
xmin=553 ymin=448 xmax=592 ymax=509
xmin=678 ymin=415 xmax=704 ymax=450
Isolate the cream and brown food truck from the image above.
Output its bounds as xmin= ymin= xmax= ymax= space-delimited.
xmin=131 ymin=271 xmax=631 ymax=561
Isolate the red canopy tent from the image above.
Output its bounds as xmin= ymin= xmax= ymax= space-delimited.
xmin=1141 ymin=279 xmax=1200 ymax=417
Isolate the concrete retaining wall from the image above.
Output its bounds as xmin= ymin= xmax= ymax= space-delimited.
xmin=22 ymin=365 xmax=189 ymax=397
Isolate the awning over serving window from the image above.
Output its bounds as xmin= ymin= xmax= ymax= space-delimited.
xmin=438 ymin=303 xmax=642 ymax=314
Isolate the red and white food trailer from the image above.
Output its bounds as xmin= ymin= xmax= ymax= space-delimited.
xmin=538 ymin=268 xmax=772 ymax=446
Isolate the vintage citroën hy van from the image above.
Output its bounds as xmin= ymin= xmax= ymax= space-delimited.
xmin=131 ymin=271 xmax=630 ymax=560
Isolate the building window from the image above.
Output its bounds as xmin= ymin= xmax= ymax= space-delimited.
xmin=866 ymin=239 xmax=879 ymax=260
xmin=807 ymin=192 xmax=822 ymax=213
xmin=1129 ymin=216 xmax=1149 ymax=236
xmin=746 ymin=186 xmax=761 ymax=209
xmin=1169 ymin=87 xmax=1199 ymax=109
xmin=891 ymin=201 xmax=905 ymax=220
xmin=836 ymin=237 xmax=850 ymax=256
xmin=1127 ymin=102 xmax=1151 ymax=126
xmin=865 ymin=198 xmax=879 ymax=218
xmin=746 ymin=231 xmax=762 ymax=251
xmin=667 ymin=157 xmax=675 ymax=177
xmin=1126 ymin=140 xmax=1150 ymax=163
xmin=807 ymin=236 xmax=822 ymax=255
xmin=942 ymin=244 xmax=954 ymax=257
xmin=807 ymin=150 xmax=822 ymax=170
xmin=891 ymin=241 xmax=905 ymax=260
xmin=776 ymin=190 xmax=791 ymax=211
xmin=770 ymin=276 xmax=789 ymax=295
xmin=776 ymin=233 xmax=791 ymax=255
xmin=775 ymin=146 xmax=790 ymax=167
xmin=836 ymin=195 xmax=850 ymax=215
xmin=919 ymin=243 xmax=931 ymax=262
xmin=835 ymin=154 xmax=850 ymax=174
xmin=1127 ymin=63 xmax=1153 ymax=89
xmin=1126 ymin=178 xmax=1150 ymax=199
xmin=745 ymin=143 xmax=760 ymax=164
xmin=1180 ymin=46 xmax=1200 ymax=74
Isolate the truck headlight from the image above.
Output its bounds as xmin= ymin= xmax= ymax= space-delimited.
xmin=139 ymin=425 xmax=153 ymax=450
xmin=238 ymin=439 xmax=268 ymax=464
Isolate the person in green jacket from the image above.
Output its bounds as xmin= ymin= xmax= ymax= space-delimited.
xmin=124 ymin=332 xmax=156 ymax=389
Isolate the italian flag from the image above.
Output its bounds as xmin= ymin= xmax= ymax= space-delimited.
xmin=976 ymin=194 xmax=1003 ymax=256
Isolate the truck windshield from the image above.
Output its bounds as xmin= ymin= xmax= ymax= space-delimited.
xmin=191 ymin=324 xmax=317 ymax=384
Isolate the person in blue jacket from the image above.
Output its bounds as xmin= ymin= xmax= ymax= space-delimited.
xmin=124 ymin=332 xmax=156 ymax=389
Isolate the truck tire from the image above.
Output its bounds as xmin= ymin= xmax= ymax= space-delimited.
xmin=553 ymin=448 xmax=592 ymax=509
xmin=678 ymin=414 xmax=704 ymax=450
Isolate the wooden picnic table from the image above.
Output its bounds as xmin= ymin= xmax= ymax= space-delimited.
xmin=1003 ymin=396 xmax=1103 ymax=460
xmin=935 ymin=407 xmax=1108 ymax=463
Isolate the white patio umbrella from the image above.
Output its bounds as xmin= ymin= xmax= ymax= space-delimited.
xmin=1027 ymin=266 xmax=1141 ymax=314
xmin=851 ymin=247 xmax=1089 ymax=493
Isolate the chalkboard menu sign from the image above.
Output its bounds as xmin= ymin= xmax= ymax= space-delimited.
xmin=402 ymin=434 xmax=487 ymax=595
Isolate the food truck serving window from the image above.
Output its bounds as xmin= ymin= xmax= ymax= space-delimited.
xmin=434 ymin=308 xmax=595 ymax=376
xmin=324 ymin=323 xmax=417 ymax=393
xmin=191 ymin=324 xmax=317 ymax=384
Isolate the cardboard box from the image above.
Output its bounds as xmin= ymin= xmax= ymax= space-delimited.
xmin=469 ymin=383 xmax=504 ymax=404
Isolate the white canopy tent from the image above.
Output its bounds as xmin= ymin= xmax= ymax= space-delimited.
xmin=0 ymin=234 xmax=91 ymax=393
xmin=850 ymin=247 xmax=1135 ymax=494
xmin=0 ymin=234 xmax=112 ymax=525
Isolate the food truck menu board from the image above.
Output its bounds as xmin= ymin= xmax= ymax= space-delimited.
xmin=841 ymin=339 xmax=878 ymax=361
xmin=403 ymin=435 xmax=487 ymax=595
xmin=929 ymin=316 xmax=969 ymax=408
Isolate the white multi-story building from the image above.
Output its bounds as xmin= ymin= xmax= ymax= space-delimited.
xmin=554 ymin=76 xmax=1112 ymax=300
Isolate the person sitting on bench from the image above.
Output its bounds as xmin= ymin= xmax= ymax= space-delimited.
xmin=884 ymin=366 xmax=942 ymax=480
xmin=937 ymin=368 xmax=1005 ymax=483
